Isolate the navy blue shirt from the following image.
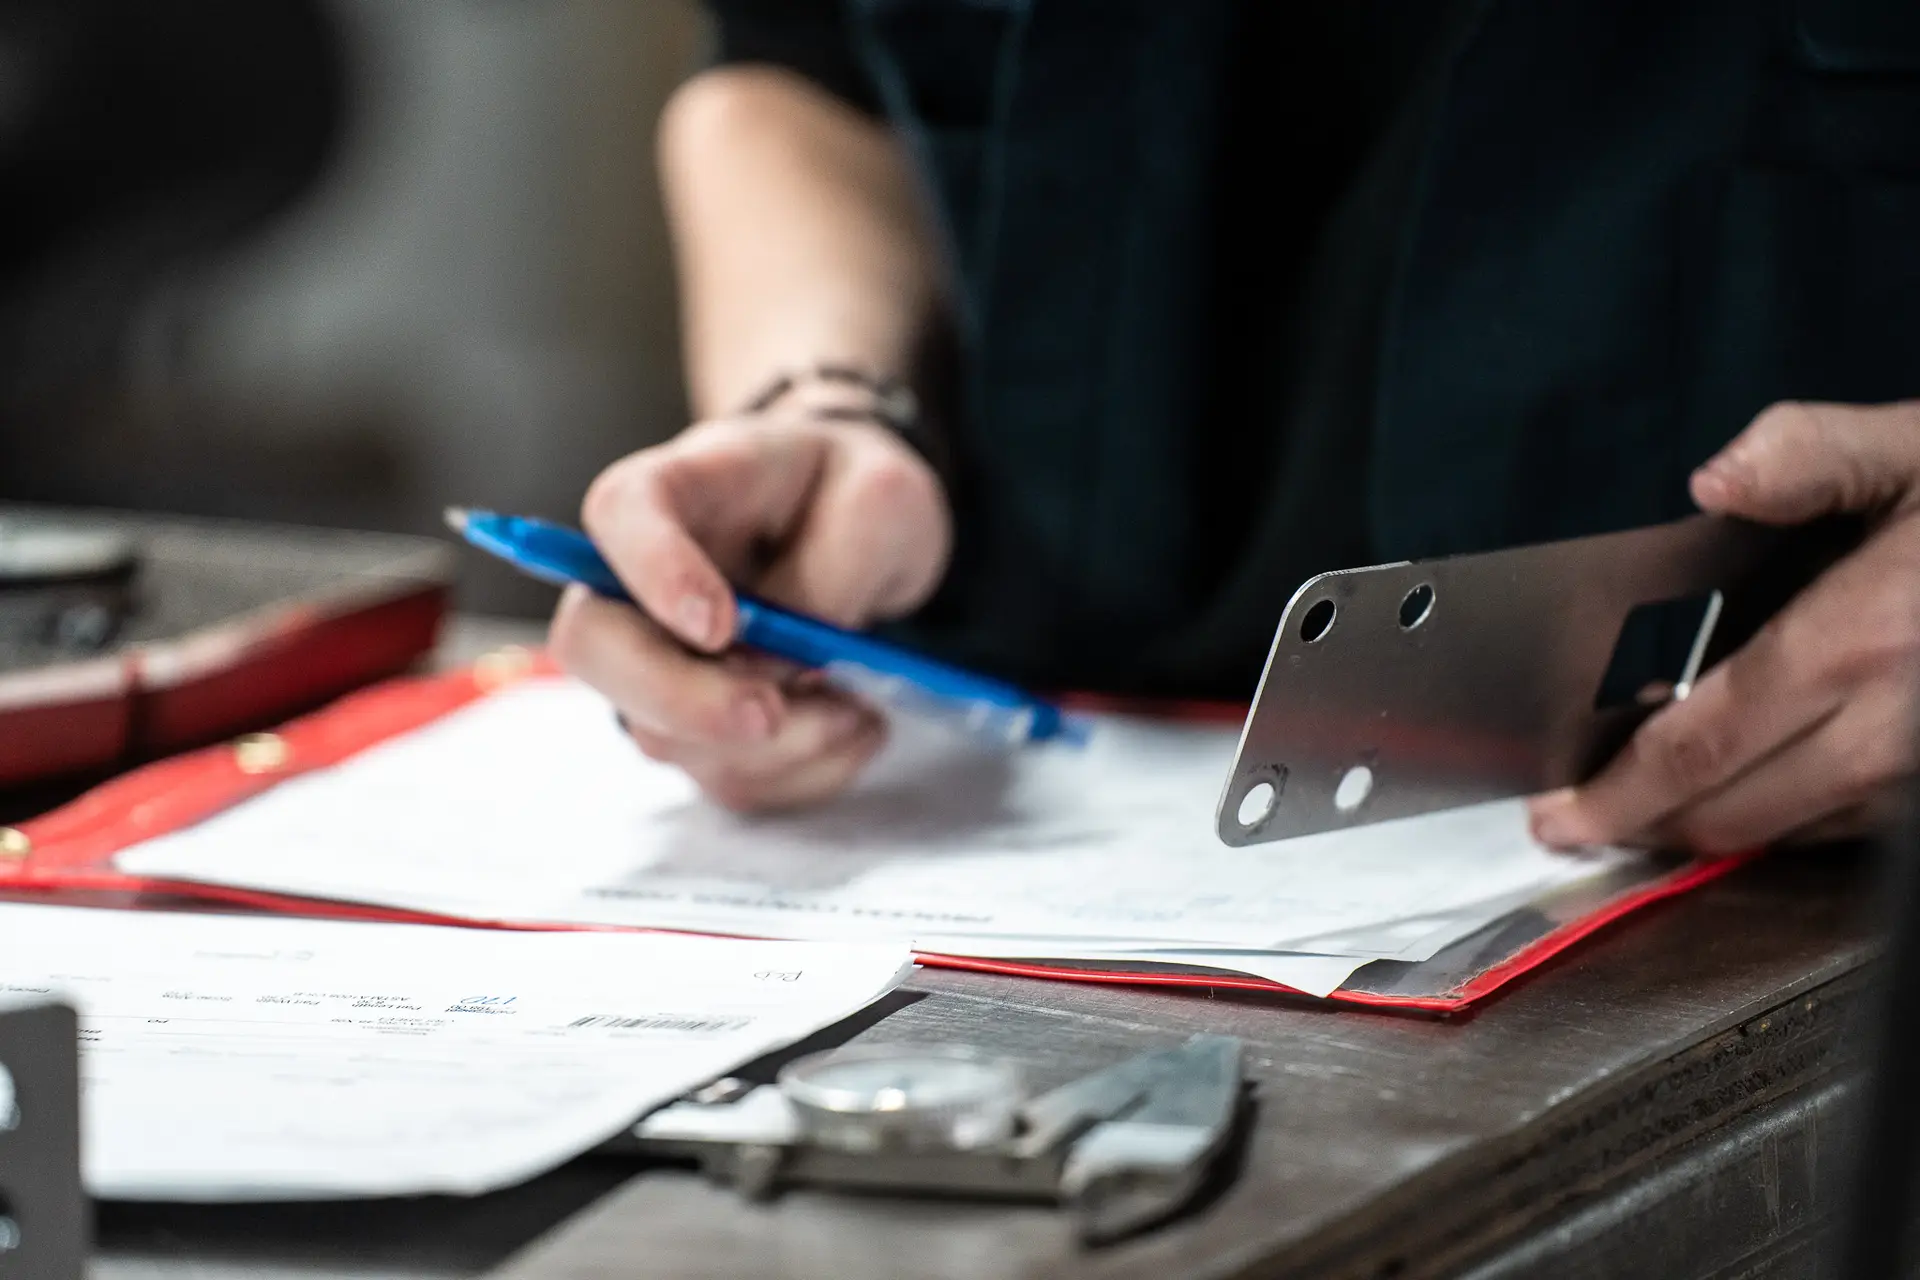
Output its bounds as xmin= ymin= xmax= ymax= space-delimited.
xmin=710 ymin=0 xmax=1920 ymax=698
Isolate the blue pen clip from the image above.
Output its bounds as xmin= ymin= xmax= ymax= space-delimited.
xmin=446 ymin=508 xmax=1089 ymax=748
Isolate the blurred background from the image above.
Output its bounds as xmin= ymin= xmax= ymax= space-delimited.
xmin=0 ymin=0 xmax=704 ymax=616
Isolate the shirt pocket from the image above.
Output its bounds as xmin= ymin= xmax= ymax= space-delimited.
xmin=1757 ymin=0 xmax=1920 ymax=177
xmin=1792 ymin=0 xmax=1920 ymax=74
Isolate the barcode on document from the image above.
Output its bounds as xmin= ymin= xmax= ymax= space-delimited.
xmin=567 ymin=1014 xmax=753 ymax=1033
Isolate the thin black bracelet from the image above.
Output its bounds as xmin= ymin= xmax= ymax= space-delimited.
xmin=740 ymin=364 xmax=940 ymax=468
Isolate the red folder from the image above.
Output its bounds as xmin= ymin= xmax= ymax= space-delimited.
xmin=0 ymin=507 xmax=453 ymax=788
xmin=0 ymin=654 xmax=1747 ymax=1014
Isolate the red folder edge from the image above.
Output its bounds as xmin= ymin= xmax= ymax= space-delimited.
xmin=1 ymin=657 xmax=1751 ymax=1015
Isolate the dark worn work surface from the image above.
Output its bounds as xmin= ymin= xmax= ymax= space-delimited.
xmin=1458 ymin=1073 xmax=1860 ymax=1280
xmin=80 ymin=605 xmax=1881 ymax=1280
xmin=70 ymin=621 xmax=1887 ymax=1278
xmin=84 ymin=862 xmax=1876 ymax=1280
xmin=92 ymin=1161 xmax=639 ymax=1280
xmin=469 ymin=850 xmax=1875 ymax=1280
xmin=85 ymin=853 xmax=1878 ymax=1280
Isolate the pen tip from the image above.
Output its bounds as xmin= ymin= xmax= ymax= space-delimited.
xmin=442 ymin=506 xmax=471 ymax=534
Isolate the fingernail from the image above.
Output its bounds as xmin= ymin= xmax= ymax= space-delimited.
xmin=1696 ymin=450 xmax=1754 ymax=502
xmin=1689 ymin=466 xmax=1728 ymax=508
xmin=733 ymin=693 xmax=776 ymax=741
xmin=675 ymin=594 xmax=716 ymax=647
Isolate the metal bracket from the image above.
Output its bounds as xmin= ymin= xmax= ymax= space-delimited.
xmin=0 ymin=1000 xmax=86 ymax=1280
xmin=1216 ymin=516 xmax=1786 ymax=846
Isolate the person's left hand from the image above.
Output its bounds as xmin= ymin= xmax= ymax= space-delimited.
xmin=1528 ymin=400 xmax=1920 ymax=854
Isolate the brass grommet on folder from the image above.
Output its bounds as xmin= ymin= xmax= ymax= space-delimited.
xmin=474 ymin=645 xmax=536 ymax=690
xmin=0 ymin=827 xmax=30 ymax=861
xmin=234 ymin=733 xmax=290 ymax=774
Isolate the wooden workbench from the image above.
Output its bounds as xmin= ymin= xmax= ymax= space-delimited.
xmin=83 ymin=618 xmax=1883 ymax=1279
xmin=93 ymin=851 xmax=1876 ymax=1280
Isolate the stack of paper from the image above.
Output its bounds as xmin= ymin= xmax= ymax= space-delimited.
xmin=0 ymin=903 xmax=912 ymax=1199
xmin=115 ymin=678 xmax=1637 ymax=999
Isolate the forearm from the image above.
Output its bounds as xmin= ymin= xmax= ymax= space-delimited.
xmin=657 ymin=65 xmax=944 ymax=419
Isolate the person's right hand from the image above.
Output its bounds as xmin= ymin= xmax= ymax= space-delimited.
xmin=549 ymin=411 xmax=952 ymax=811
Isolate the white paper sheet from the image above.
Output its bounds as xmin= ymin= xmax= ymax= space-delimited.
xmin=0 ymin=903 xmax=912 ymax=1200
xmin=117 ymin=678 xmax=1633 ymax=979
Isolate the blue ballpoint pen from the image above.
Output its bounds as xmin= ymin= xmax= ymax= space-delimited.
xmin=444 ymin=508 xmax=1087 ymax=746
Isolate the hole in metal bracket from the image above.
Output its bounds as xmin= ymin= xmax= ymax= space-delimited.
xmin=1237 ymin=781 xmax=1278 ymax=829
xmin=1299 ymin=599 xmax=1337 ymax=644
xmin=1334 ymin=766 xmax=1374 ymax=813
xmin=1398 ymin=583 xmax=1435 ymax=631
